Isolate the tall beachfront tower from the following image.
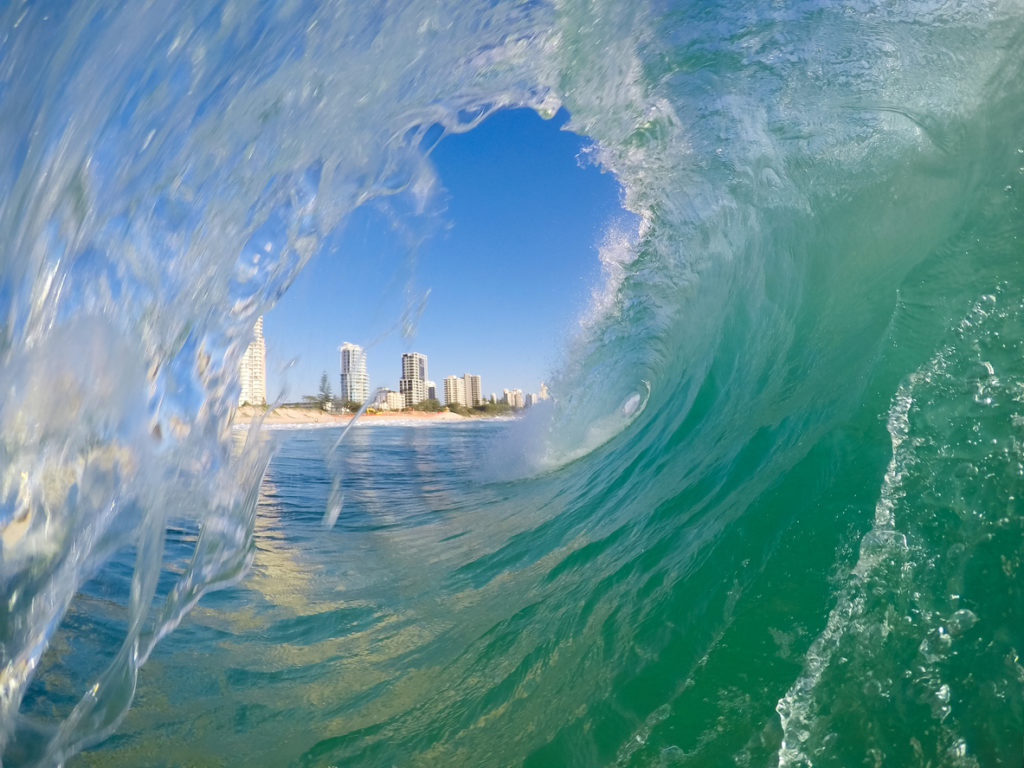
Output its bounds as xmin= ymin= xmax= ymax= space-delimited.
xmin=463 ymin=374 xmax=483 ymax=407
xmin=238 ymin=316 xmax=266 ymax=406
xmin=503 ymin=388 xmax=525 ymax=409
xmin=339 ymin=342 xmax=369 ymax=404
xmin=444 ymin=375 xmax=467 ymax=407
xmin=443 ymin=373 xmax=481 ymax=408
xmin=399 ymin=352 xmax=428 ymax=407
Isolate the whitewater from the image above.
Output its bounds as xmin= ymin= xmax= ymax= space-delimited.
xmin=1 ymin=1 xmax=1022 ymax=766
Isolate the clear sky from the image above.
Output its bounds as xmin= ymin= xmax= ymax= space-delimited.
xmin=264 ymin=107 xmax=633 ymax=403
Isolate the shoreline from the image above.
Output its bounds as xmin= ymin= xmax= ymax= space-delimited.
xmin=233 ymin=404 xmax=481 ymax=427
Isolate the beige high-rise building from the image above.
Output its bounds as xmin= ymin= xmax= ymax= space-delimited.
xmin=463 ymin=374 xmax=483 ymax=407
xmin=444 ymin=375 xmax=467 ymax=407
xmin=503 ymin=388 xmax=524 ymax=409
xmin=239 ymin=316 xmax=266 ymax=406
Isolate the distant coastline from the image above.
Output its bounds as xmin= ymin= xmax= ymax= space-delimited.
xmin=233 ymin=404 xmax=483 ymax=427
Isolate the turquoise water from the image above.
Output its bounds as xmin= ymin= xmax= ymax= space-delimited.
xmin=2 ymin=1 xmax=1024 ymax=766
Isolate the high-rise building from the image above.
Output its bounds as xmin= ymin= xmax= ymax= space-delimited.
xmin=444 ymin=375 xmax=467 ymax=407
xmin=463 ymin=374 xmax=483 ymax=407
xmin=238 ymin=316 xmax=266 ymax=406
xmin=339 ymin=342 xmax=369 ymax=404
xmin=402 ymin=352 xmax=428 ymax=382
xmin=399 ymin=352 xmax=428 ymax=407
xmin=503 ymin=388 xmax=524 ymax=409
xmin=426 ymin=380 xmax=437 ymax=401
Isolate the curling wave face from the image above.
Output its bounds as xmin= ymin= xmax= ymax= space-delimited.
xmin=2 ymin=1 xmax=1023 ymax=765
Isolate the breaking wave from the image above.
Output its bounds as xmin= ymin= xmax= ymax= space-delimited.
xmin=2 ymin=1 xmax=1023 ymax=765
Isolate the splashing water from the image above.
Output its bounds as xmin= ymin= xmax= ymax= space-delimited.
xmin=2 ymin=1 xmax=1023 ymax=766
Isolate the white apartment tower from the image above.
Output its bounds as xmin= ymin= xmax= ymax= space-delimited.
xmin=238 ymin=316 xmax=266 ymax=406
xmin=339 ymin=342 xmax=369 ymax=404
xmin=503 ymin=388 xmax=524 ymax=409
xmin=444 ymin=375 xmax=467 ymax=407
xmin=463 ymin=374 xmax=483 ymax=407
xmin=399 ymin=352 xmax=428 ymax=407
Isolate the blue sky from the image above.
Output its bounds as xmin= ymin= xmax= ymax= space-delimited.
xmin=264 ymin=107 xmax=632 ymax=403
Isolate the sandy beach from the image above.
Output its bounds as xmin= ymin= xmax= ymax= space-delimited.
xmin=233 ymin=404 xmax=468 ymax=426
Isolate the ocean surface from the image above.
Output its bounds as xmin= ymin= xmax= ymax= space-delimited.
xmin=2 ymin=1 xmax=1024 ymax=766
xmin=52 ymin=421 xmax=562 ymax=767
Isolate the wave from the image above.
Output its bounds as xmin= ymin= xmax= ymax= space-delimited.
xmin=2 ymin=1 xmax=1023 ymax=765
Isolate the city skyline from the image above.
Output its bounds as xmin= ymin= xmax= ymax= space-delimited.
xmin=261 ymin=107 xmax=634 ymax=403
xmin=352 ymin=348 xmax=541 ymax=409
xmin=249 ymin=323 xmax=546 ymax=410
